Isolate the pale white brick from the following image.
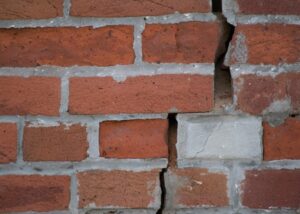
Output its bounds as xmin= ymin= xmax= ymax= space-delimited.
xmin=177 ymin=114 xmax=262 ymax=161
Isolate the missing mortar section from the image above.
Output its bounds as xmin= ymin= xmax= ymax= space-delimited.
xmin=157 ymin=114 xmax=178 ymax=214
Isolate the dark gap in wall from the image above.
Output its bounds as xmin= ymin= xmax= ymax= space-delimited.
xmin=157 ymin=113 xmax=178 ymax=214
xmin=212 ymin=0 xmax=222 ymax=12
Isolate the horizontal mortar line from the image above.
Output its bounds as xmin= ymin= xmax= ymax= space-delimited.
xmin=0 ymin=13 xmax=217 ymax=28
xmin=236 ymin=15 xmax=300 ymax=25
xmin=230 ymin=63 xmax=300 ymax=78
xmin=0 ymin=113 xmax=168 ymax=124
xmin=0 ymin=159 xmax=168 ymax=175
xmin=0 ymin=63 xmax=215 ymax=77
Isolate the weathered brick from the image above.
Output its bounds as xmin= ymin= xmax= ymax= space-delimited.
xmin=165 ymin=168 xmax=228 ymax=208
xmin=236 ymin=0 xmax=300 ymax=15
xmin=77 ymin=170 xmax=161 ymax=208
xmin=229 ymin=24 xmax=300 ymax=65
xmin=23 ymin=123 xmax=88 ymax=161
xmin=71 ymin=0 xmax=211 ymax=17
xmin=177 ymin=115 xmax=262 ymax=161
xmin=0 ymin=0 xmax=63 ymax=20
xmin=241 ymin=169 xmax=300 ymax=209
xmin=0 ymin=175 xmax=70 ymax=212
xmin=0 ymin=77 xmax=60 ymax=116
xmin=0 ymin=26 xmax=134 ymax=67
xmin=234 ymin=73 xmax=300 ymax=115
xmin=264 ymin=118 xmax=300 ymax=160
xmin=142 ymin=21 xmax=222 ymax=63
xmin=0 ymin=123 xmax=17 ymax=163
xmin=69 ymin=74 xmax=213 ymax=115
xmin=100 ymin=119 xmax=168 ymax=159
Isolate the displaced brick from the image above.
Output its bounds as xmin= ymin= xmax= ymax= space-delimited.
xmin=77 ymin=170 xmax=161 ymax=208
xmin=165 ymin=168 xmax=228 ymax=208
xmin=0 ymin=123 xmax=17 ymax=163
xmin=236 ymin=0 xmax=300 ymax=15
xmin=234 ymin=73 xmax=300 ymax=115
xmin=0 ymin=26 xmax=134 ymax=67
xmin=241 ymin=169 xmax=300 ymax=209
xmin=0 ymin=175 xmax=70 ymax=212
xmin=229 ymin=24 xmax=300 ymax=65
xmin=0 ymin=0 xmax=63 ymax=20
xmin=0 ymin=77 xmax=60 ymax=116
xmin=142 ymin=21 xmax=222 ymax=63
xmin=264 ymin=118 xmax=300 ymax=160
xmin=100 ymin=119 xmax=168 ymax=159
xmin=71 ymin=0 xmax=211 ymax=17
xmin=23 ymin=123 xmax=88 ymax=161
xmin=69 ymin=74 xmax=213 ymax=115
xmin=177 ymin=115 xmax=262 ymax=161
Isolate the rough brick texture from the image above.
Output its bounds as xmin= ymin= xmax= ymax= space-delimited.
xmin=0 ymin=77 xmax=60 ymax=116
xmin=71 ymin=0 xmax=211 ymax=17
xmin=100 ymin=119 xmax=168 ymax=159
xmin=143 ymin=21 xmax=222 ymax=63
xmin=234 ymin=73 xmax=300 ymax=115
xmin=0 ymin=26 xmax=134 ymax=67
xmin=242 ymin=170 xmax=300 ymax=209
xmin=23 ymin=123 xmax=88 ymax=161
xmin=0 ymin=123 xmax=17 ymax=163
xmin=229 ymin=24 xmax=300 ymax=65
xmin=165 ymin=168 xmax=228 ymax=208
xmin=264 ymin=118 xmax=300 ymax=160
xmin=236 ymin=0 xmax=300 ymax=15
xmin=0 ymin=175 xmax=70 ymax=212
xmin=0 ymin=0 xmax=63 ymax=20
xmin=77 ymin=170 xmax=161 ymax=208
xmin=69 ymin=74 xmax=213 ymax=114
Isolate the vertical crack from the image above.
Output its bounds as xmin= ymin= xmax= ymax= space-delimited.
xmin=157 ymin=113 xmax=178 ymax=214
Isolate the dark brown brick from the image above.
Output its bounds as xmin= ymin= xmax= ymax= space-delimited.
xmin=0 ymin=123 xmax=17 ymax=163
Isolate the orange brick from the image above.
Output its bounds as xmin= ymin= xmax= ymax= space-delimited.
xmin=0 ymin=123 xmax=17 ymax=163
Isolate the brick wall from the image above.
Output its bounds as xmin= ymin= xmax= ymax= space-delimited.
xmin=0 ymin=0 xmax=299 ymax=213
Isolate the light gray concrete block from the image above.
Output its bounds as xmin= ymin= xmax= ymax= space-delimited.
xmin=177 ymin=115 xmax=262 ymax=161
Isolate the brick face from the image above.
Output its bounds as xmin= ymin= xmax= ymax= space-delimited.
xmin=165 ymin=168 xmax=228 ymax=208
xmin=0 ymin=26 xmax=134 ymax=67
xmin=0 ymin=175 xmax=70 ymax=212
xmin=23 ymin=123 xmax=88 ymax=161
xmin=0 ymin=123 xmax=17 ymax=163
xmin=142 ymin=21 xmax=222 ymax=63
xmin=0 ymin=0 xmax=63 ymax=20
xmin=264 ymin=118 xmax=300 ymax=160
xmin=0 ymin=77 xmax=60 ymax=116
xmin=234 ymin=73 xmax=300 ymax=115
xmin=100 ymin=119 xmax=168 ymax=159
xmin=236 ymin=0 xmax=300 ymax=15
xmin=229 ymin=24 xmax=300 ymax=65
xmin=77 ymin=170 xmax=161 ymax=208
xmin=71 ymin=0 xmax=211 ymax=17
xmin=241 ymin=170 xmax=300 ymax=209
xmin=69 ymin=74 xmax=213 ymax=115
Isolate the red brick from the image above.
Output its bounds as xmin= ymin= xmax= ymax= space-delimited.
xmin=0 ymin=123 xmax=17 ymax=163
xmin=100 ymin=119 xmax=168 ymax=159
xmin=234 ymin=73 xmax=300 ymax=115
xmin=229 ymin=24 xmax=300 ymax=65
xmin=77 ymin=170 xmax=160 ymax=208
xmin=0 ymin=175 xmax=70 ymax=212
xmin=241 ymin=169 xmax=300 ymax=209
xmin=0 ymin=77 xmax=60 ymax=116
xmin=142 ymin=21 xmax=222 ymax=63
xmin=23 ymin=123 xmax=88 ymax=161
xmin=0 ymin=26 xmax=134 ymax=67
xmin=236 ymin=0 xmax=300 ymax=15
xmin=69 ymin=74 xmax=213 ymax=114
xmin=264 ymin=118 xmax=300 ymax=160
xmin=165 ymin=168 xmax=229 ymax=208
xmin=0 ymin=0 xmax=63 ymax=20
xmin=70 ymin=0 xmax=210 ymax=17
